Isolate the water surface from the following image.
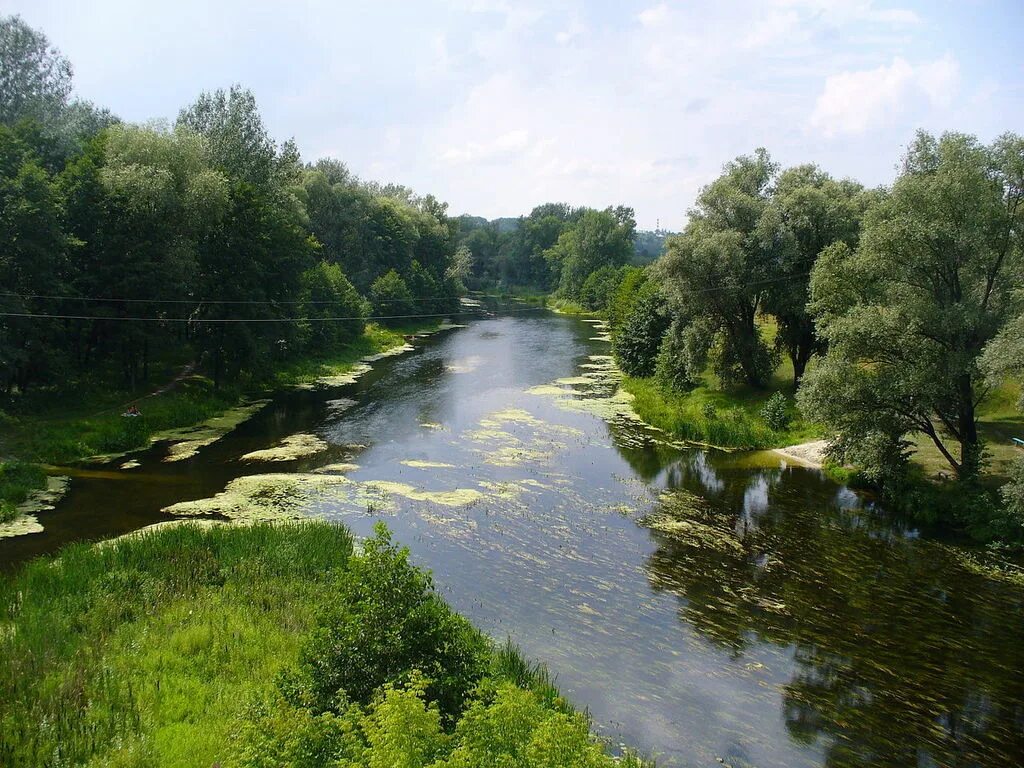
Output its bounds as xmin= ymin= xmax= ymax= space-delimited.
xmin=3 ymin=312 xmax=1022 ymax=767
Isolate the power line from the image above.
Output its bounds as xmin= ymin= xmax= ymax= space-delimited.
xmin=0 ymin=306 xmax=547 ymax=323
xmin=0 ymin=291 xmax=524 ymax=305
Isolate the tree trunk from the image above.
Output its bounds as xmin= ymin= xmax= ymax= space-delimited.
xmin=956 ymin=374 xmax=981 ymax=479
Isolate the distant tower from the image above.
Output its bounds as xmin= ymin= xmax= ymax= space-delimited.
xmin=656 ymin=218 xmax=660 ymax=232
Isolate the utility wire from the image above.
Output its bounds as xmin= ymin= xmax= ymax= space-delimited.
xmin=0 ymin=271 xmax=812 ymax=306
xmin=0 ymin=306 xmax=547 ymax=323
xmin=0 ymin=291 xmax=530 ymax=305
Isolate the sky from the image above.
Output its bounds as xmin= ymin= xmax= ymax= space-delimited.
xmin=5 ymin=0 xmax=1023 ymax=229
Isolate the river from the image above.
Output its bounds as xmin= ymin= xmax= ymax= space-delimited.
xmin=3 ymin=310 xmax=1023 ymax=767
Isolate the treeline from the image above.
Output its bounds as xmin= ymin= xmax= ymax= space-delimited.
xmin=0 ymin=16 xmax=467 ymax=394
xmin=455 ymin=205 xmax=671 ymax=303
xmin=610 ymin=137 xmax=1024 ymax=541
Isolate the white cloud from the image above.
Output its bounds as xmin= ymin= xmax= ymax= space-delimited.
xmin=810 ymin=55 xmax=960 ymax=136
xmin=638 ymin=3 xmax=669 ymax=27
xmin=442 ymin=129 xmax=531 ymax=164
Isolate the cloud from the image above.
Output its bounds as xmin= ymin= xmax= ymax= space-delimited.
xmin=638 ymin=3 xmax=669 ymax=27
xmin=810 ymin=55 xmax=960 ymax=136
xmin=442 ymin=129 xmax=531 ymax=164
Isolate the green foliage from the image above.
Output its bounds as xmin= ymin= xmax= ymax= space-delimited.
xmin=290 ymin=524 xmax=490 ymax=722
xmin=760 ymin=392 xmax=791 ymax=431
xmin=607 ymin=266 xmax=648 ymax=329
xmin=0 ymin=522 xmax=355 ymax=767
xmin=299 ymin=260 xmax=367 ymax=350
xmin=800 ymin=131 xmax=1024 ymax=486
xmin=654 ymin=321 xmax=703 ymax=393
xmin=546 ymin=207 xmax=636 ymax=301
xmin=0 ymin=460 xmax=46 ymax=522
xmin=658 ymin=150 xmax=779 ymax=388
xmin=613 ymin=288 xmax=670 ymax=377
xmin=370 ymin=269 xmax=416 ymax=321
xmin=578 ymin=264 xmax=623 ymax=311
xmin=623 ymin=374 xmax=819 ymax=449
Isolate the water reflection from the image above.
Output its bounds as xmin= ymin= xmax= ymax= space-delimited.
xmin=644 ymin=465 xmax=1024 ymax=766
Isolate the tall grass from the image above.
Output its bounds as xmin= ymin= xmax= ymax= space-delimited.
xmin=623 ymin=375 xmax=819 ymax=450
xmin=0 ymin=461 xmax=47 ymax=523
xmin=1 ymin=521 xmax=654 ymax=767
xmin=0 ymin=522 xmax=354 ymax=767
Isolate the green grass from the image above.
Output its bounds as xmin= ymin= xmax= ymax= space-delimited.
xmin=0 ymin=521 xmax=652 ymax=767
xmin=0 ymin=322 xmax=436 ymax=469
xmin=623 ymin=363 xmax=820 ymax=451
xmin=548 ymin=297 xmax=601 ymax=317
xmin=909 ymin=379 xmax=1024 ymax=483
xmin=0 ymin=460 xmax=47 ymax=523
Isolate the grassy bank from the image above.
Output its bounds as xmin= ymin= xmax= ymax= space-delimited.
xmin=0 ymin=521 xmax=649 ymax=767
xmin=623 ymin=369 xmax=820 ymax=451
xmin=0 ymin=323 xmax=435 ymax=507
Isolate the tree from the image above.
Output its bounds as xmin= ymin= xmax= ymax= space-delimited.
xmin=799 ymin=131 xmax=1024 ymax=481
xmin=299 ymin=261 xmax=366 ymax=352
xmin=0 ymin=125 xmax=69 ymax=392
xmin=0 ymin=15 xmax=72 ymax=127
xmin=658 ymin=150 xmax=778 ymax=388
xmin=613 ymin=287 xmax=670 ymax=377
xmin=177 ymin=86 xmax=278 ymax=187
xmin=758 ymin=165 xmax=872 ymax=385
xmin=370 ymin=270 xmax=414 ymax=321
xmin=546 ymin=207 xmax=635 ymax=301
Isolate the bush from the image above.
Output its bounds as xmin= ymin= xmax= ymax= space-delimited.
xmin=369 ymin=270 xmax=415 ymax=321
xmin=655 ymin=321 xmax=708 ymax=393
xmin=578 ymin=265 xmax=622 ymax=312
xmin=290 ymin=523 xmax=490 ymax=722
xmin=760 ymin=392 xmax=791 ymax=431
xmin=613 ymin=290 xmax=669 ymax=377
xmin=300 ymin=261 xmax=367 ymax=350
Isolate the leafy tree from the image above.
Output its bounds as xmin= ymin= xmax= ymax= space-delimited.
xmin=177 ymin=85 xmax=279 ymax=188
xmin=370 ymin=270 xmax=415 ymax=321
xmin=289 ymin=525 xmax=489 ymax=722
xmin=658 ymin=150 xmax=778 ymax=388
xmin=0 ymin=15 xmax=72 ymax=127
xmin=578 ymin=265 xmax=623 ymax=312
xmin=546 ymin=207 xmax=635 ymax=301
xmin=299 ymin=261 xmax=366 ymax=351
xmin=799 ymin=131 xmax=1024 ymax=481
xmin=0 ymin=125 xmax=69 ymax=392
xmin=613 ymin=287 xmax=670 ymax=377
xmin=607 ymin=266 xmax=648 ymax=330
xmin=758 ymin=164 xmax=872 ymax=384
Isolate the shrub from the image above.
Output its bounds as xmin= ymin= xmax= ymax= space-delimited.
xmin=578 ymin=265 xmax=622 ymax=312
xmin=760 ymin=392 xmax=791 ymax=431
xmin=369 ymin=270 xmax=415 ymax=321
xmin=655 ymin=321 xmax=707 ymax=393
xmin=613 ymin=290 xmax=669 ymax=377
xmin=300 ymin=261 xmax=367 ymax=350
xmin=0 ymin=460 xmax=47 ymax=520
xmin=290 ymin=523 xmax=490 ymax=722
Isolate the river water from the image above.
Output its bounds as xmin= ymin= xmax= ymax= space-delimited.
xmin=3 ymin=311 xmax=1023 ymax=767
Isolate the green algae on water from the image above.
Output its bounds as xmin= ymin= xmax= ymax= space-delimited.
xmin=400 ymin=460 xmax=457 ymax=469
xmin=240 ymin=433 xmax=329 ymax=463
xmin=0 ymin=476 xmax=69 ymax=539
xmin=160 ymin=400 xmax=270 ymax=463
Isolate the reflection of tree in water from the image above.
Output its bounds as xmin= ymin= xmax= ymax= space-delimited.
xmin=644 ymin=463 xmax=1024 ymax=766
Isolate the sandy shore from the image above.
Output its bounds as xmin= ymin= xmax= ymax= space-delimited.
xmin=773 ymin=439 xmax=829 ymax=468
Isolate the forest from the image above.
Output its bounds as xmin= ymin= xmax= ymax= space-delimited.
xmin=2 ymin=11 xmax=1023 ymax=545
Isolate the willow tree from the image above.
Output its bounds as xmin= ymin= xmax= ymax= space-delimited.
xmin=799 ymin=131 xmax=1023 ymax=481
xmin=757 ymin=165 xmax=873 ymax=385
xmin=657 ymin=149 xmax=777 ymax=388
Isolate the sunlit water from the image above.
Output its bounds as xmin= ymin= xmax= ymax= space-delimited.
xmin=3 ymin=312 xmax=1023 ymax=767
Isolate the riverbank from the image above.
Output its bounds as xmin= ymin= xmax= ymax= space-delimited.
xmin=0 ymin=520 xmax=650 ymax=767
xmin=0 ymin=322 xmax=442 ymax=537
xmin=621 ymin=374 xmax=820 ymax=450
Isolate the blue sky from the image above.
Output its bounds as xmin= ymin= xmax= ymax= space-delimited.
xmin=5 ymin=0 xmax=1022 ymax=229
